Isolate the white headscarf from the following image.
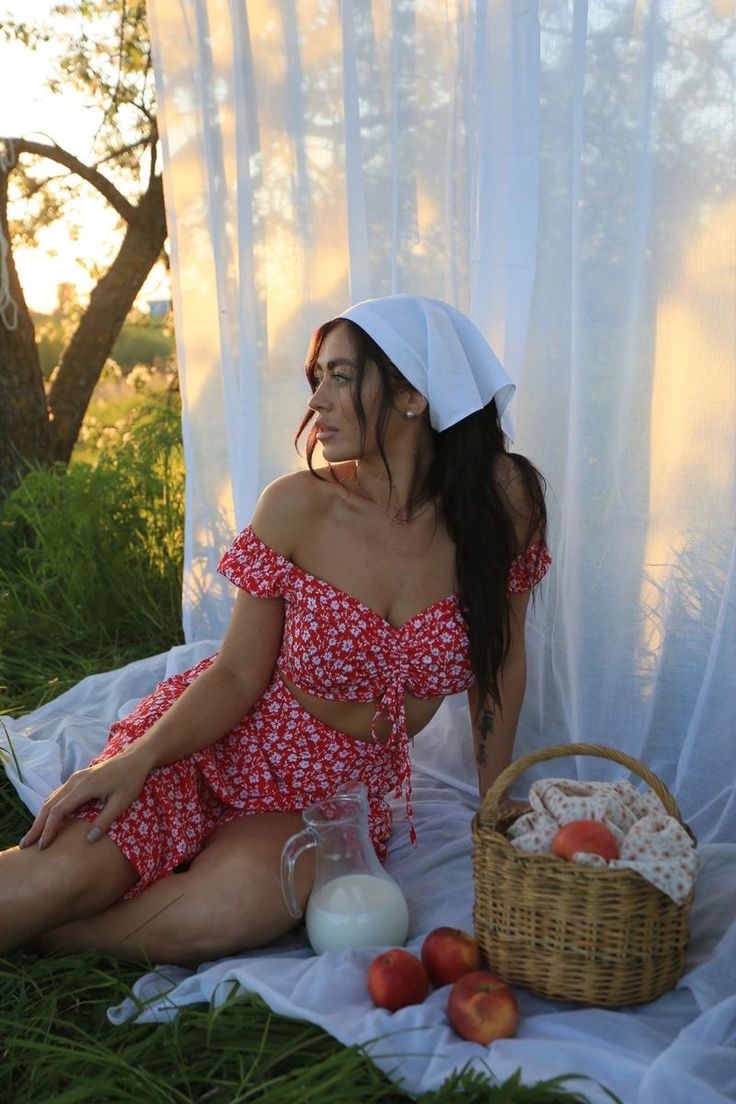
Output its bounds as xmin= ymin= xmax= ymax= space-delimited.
xmin=339 ymin=294 xmax=515 ymax=435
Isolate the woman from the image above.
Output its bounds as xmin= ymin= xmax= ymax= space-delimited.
xmin=0 ymin=295 xmax=549 ymax=965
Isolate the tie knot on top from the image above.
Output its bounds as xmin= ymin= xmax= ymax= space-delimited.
xmin=370 ymin=654 xmax=417 ymax=847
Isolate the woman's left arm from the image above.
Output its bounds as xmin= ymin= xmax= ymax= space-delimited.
xmin=468 ymin=589 xmax=531 ymax=802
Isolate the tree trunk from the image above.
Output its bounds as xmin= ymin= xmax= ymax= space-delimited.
xmin=47 ymin=172 xmax=167 ymax=464
xmin=0 ymin=166 xmax=52 ymax=502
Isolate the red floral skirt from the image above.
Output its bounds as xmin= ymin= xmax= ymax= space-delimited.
xmin=77 ymin=658 xmax=397 ymax=898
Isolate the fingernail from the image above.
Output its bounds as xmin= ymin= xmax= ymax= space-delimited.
xmin=38 ymin=838 xmax=46 ymax=851
xmin=87 ymin=827 xmax=103 ymax=843
xmin=18 ymin=835 xmax=27 ymax=849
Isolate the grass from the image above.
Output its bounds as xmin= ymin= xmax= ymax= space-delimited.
xmin=0 ymin=948 xmax=614 ymax=1103
xmin=0 ymin=395 xmax=618 ymax=1103
xmin=0 ymin=392 xmax=184 ymax=715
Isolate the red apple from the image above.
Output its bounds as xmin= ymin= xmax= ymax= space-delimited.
xmin=447 ymin=970 xmax=519 ymax=1044
xmin=551 ymin=819 xmax=619 ymax=862
xmin=367 ymin=949 xmax=429 ymax=1012
xmin=421 ymin=926 xmax=482 ymax=988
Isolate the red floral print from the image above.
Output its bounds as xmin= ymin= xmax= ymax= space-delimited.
xmin=76 ymin=526 xmax=550 ymax=897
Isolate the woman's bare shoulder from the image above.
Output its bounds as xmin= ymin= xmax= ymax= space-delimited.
xmin=492 ymin=453 xmax=527 ymax=499
xmin=491 ymin=454 xmax=542 ymax=547
xmin=250 ymin=469 xmax=335 ymax=557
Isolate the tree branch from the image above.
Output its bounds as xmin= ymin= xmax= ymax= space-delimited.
xmin=17 ymin=170 xmax=71 ymax=200
xmin=148 ymin=122 xmax=158 ymax=186
xmin=3 ymin=138 xmax=138 ymax=222
xmin=114 ymin=1 xmax=128 ymax=107
xmin=93 ymin=136 xmax=152 ymax=169
xmin=109 ymin=94 xmax=154 ymax=124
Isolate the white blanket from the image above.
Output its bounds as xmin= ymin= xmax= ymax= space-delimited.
xmin=2 ymin=645 xmax=735 ymax=1104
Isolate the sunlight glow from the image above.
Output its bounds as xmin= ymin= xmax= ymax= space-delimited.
xmin=639 ymin=197 xmax=736 ymax=667
xmin=0 ymin=1 xmax=169 ymax=315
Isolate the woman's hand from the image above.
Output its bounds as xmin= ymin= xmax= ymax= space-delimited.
xmin=20 ymin=749 xmax=152 ymax=851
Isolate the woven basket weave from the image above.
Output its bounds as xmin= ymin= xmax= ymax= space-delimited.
xmin=472 ymin=743 xmax=695 ymax=1007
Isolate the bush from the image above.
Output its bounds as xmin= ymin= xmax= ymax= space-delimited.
xmin=111 ymin=319 xmax=175 ymax=370
xmin=0 ymin=397 xmax=184 ymax=714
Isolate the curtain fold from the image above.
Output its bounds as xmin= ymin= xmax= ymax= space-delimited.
xmin=148 ymin=0 xmax=735 ymax=842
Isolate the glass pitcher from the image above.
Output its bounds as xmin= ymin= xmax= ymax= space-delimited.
xmin=280 ymin=781 xmax=409 ymax=954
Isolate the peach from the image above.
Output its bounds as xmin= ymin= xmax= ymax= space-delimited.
xmin=447 ymin=970 xmax=519 ymax=1044
xmin=551 ymin=819 xmax=619 ymax=862
xmin=420 ymin=926 xmax=482 ymax=988
xmin=367 ymin=949 xmax=429 ymax=1012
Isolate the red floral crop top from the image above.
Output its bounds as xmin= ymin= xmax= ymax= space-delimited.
xmin=218 ymin=526 xmax=551 ymax=843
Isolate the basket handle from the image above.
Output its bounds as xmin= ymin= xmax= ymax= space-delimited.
xmin=479 ymin=742 xmax=685 ymax=830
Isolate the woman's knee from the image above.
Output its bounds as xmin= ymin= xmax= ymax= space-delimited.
xmin=0 ymin=821 xmax=137 ymax=952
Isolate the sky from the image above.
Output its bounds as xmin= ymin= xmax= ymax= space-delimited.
xmin=0 ymin=0 xmax=169 ymax=314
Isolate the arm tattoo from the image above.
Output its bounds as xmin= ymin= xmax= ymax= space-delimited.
xmin=476 ymin=706 xmax=495 ymax=767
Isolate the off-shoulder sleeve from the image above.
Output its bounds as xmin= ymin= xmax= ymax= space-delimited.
xmin=506 ymin=540 xmax=552 ymax=594
xmin=217 ymin=525 xmax=293 ymax=599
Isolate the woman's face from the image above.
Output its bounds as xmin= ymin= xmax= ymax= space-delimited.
xmin=307 ymin=322 xmax=385 ymax=463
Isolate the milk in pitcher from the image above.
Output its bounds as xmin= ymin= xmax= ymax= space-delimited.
xmin=306 ymin=873 xmax=410 ymax=954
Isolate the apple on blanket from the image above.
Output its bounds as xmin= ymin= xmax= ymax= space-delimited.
xmin=368 ymin=927 xmax=520 ymax=1045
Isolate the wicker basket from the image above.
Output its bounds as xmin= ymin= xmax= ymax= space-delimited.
xmin=472 ymin=743 xmax=695 ymax=1007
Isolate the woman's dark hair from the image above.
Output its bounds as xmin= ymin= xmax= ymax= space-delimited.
xmin=295 ymin=318 xmax=547 ymax=712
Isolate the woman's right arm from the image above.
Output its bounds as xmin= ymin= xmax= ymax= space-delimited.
xmin=23 ymin=563 xmax=286 ymax=851
xmin=23 ymin=475 xmax=309 ymax=850
xmin=124 ymin=588 xmax=286 ymax=771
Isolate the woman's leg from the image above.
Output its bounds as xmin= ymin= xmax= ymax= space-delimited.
xmin=0 ymin=819 xmax=138 ymax=954
xmin=34 ymin=810 xmax=313 ymax=966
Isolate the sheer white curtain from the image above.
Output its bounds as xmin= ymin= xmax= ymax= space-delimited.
xmin=147 ymin=0 xmax=735 ymax=843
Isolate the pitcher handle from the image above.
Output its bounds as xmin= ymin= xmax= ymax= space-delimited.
xmin=280 ymin=827 xmax=317 ymax=919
